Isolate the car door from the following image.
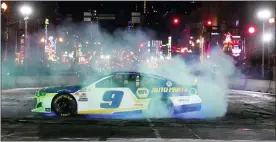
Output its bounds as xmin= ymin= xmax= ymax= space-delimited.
xmin=76 ymin=76 xmax=114 ymax=114
xmin=81 ymin=73 xmax=146 ymax=114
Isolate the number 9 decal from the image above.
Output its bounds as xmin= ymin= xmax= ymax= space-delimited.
xmin=100 ymin=91 xmax=124 ymax=108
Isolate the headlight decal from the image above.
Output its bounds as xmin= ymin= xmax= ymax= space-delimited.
xmin=38 ymin=91 xmax=46 ymax=97
xmin=189 ymin=88 xmax=198 ymax=95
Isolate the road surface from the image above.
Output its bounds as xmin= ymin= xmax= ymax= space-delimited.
xmin=1 ymin=88 xmax=275 ymax=141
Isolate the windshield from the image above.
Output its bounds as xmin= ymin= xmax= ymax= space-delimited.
xmin=1 ymin=1 xmax=275 ymax=141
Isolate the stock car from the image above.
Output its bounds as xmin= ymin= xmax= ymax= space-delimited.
xmin=32 ymin=71 xmax=202 ymax=117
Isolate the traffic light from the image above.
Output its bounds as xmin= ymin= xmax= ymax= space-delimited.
xmin=207 ymin=20 xmax=212 ymax=26
xmin=248 ymin=26 xmax=255 ymax=34
xmin=173 ymin=18 xmax=179 ymax=24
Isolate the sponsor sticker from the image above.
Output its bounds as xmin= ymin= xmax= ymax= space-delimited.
xmin=136 ymin=88 xmax=149 ymax=98
xmin=80 ymin=93 xmax=86 ymax=97
xmin=57 ymin=89 xmax=71 ymax=93
xmin=78 ymin=93 xmax=88 ymax=101
xmin=78 ymin=98 xmax=88 ymax=101
xmin=54 ymin=95 xmax=73 ymax=104
xmin=152 ymin=87 xmax=188 ymax=93
xmin=170 ymin=95 xmax=201 ymax=106
xmin=45 ymin=108 xmax=51 ymax=112
xmin=134 ymin=103 xmax=144 ymax=107
xmin=178 ymin=98 xmax=189 ymax=102
xmin=60 ymin=113 xmax=70 ymax=117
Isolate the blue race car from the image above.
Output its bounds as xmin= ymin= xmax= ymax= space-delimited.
xmin=32 ymin=71 xmax=201 ymax=117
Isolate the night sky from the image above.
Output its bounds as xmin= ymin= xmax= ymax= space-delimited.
xmin=57 ymin=1 xmax=202 ymax=16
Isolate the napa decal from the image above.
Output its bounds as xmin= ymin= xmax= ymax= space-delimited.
xmin=136 ymin=88 xmax=149 ymax=98
xmin=152 ymin=87 xmax=188 ymax=93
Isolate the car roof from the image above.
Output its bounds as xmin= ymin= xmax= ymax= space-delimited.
xmin=108 ymin=71 xmax=168 ymax=80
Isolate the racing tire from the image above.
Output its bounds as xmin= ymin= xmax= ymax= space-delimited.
xmin=144 ymin=96 xmax=174 ymax=118
xmin=51 ymin=94 xmax=77 ymax=117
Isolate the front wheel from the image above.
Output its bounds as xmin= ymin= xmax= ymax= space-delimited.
xmin=51 ymin=94 xmax=77 ymax=117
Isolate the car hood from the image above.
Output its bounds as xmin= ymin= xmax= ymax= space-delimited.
xmin=40 ymin=85 xmax=82 ymax=93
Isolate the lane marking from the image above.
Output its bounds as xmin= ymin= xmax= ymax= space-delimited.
xmin=60 ymin=137 xmax=98 ymax=141
xmin=146 ymin=118 xmax=161 ymax=139
xmin=185 ymin=124 xmax=201 ymax=139
xmin=230 ymin=90 xmax=275 ymax=96
xmin=230 ymin=90 xmax=275 ymax=100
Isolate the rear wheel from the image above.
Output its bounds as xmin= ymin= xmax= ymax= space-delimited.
xmin=51 ymin=94 xmax=77 ymax=117
xmin=144 ymin=96 xmax=174 ymax=118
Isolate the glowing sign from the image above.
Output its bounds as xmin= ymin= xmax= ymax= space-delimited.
xmin=232 ymin=36 xmax=240 ymax=39
xmin=168 ymin=36 xmax=172 ymax=58
xmin=224 ymin=33 xmax=231 ymax=42
xmin=232 ymin=45 xmax=241 ymax=57
xmin=180 ymin=48 xmax=192 ymax=53
xmin=211 ymin=32 xmax=219 ymax=35
xmin=223 ymin=32 xmax=233 ymax=52
xmin=45 ymin=19 xmax=49 ymax=25
xmin=63 ymin=51 xmax=68 ymax=56
xmin=69 ymin=52 xmax=74 ymax=58
xmin=48 ymin=36 xmax=56 ymax=51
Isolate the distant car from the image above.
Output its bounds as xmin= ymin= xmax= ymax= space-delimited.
xmin=32 ymin=71 xmax=202 ymax=117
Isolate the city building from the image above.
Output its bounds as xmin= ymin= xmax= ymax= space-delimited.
xmin=127 ymin=12 xmax=142 ymax=32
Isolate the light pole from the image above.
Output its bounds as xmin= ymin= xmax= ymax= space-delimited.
xmin=268 ymin=17 xmax=275 ymax=70
xmin=257 ymin=9 xmax=271 ymax=78
xmin=263 ymin=33 xmax=273 ymax=69
xmin=263 ymin=33 xmax=273 ymax=42
xmin=2 ymin=2 xmax=8 ymax=60
xmin=20 ymin=5 xmax=32 ymax=64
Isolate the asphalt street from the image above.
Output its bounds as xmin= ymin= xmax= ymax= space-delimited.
xmin=1 ymin=88 xmax=275 ymax=141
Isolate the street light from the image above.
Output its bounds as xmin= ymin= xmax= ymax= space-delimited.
xmin=1 ymin=2 xmax=7 ymax=11
xmin=257 ymin=9 xmax=271 ymax=78
xmin=257 ymin=10 xmax=271 ymax=20
xmin=40 ymin=37 xmax=45 ymax=43
xmin=20 ymin=5 xmax=32 ymax=16
xmin=196 ymin=39 xmax=200 ymax=43
xmin=20 ymin=5 xmax=32 ymax=62
xmin=58 ymin=37 xmax=63 ymax=42
xmin=269 ymin=18 xmax=275 ymax=23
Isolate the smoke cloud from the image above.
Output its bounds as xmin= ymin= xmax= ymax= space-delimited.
xmin=137 ymin=49 xmax=236 ymax=119
xmin=3 ymin=21 xmax=237 ymax=119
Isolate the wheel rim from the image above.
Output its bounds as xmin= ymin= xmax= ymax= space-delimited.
xmin=54 ymin=98 xmax=72 ymax=114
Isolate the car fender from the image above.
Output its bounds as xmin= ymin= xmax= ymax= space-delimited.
xmin=35 ymin=93 xmax=57 ymax=111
